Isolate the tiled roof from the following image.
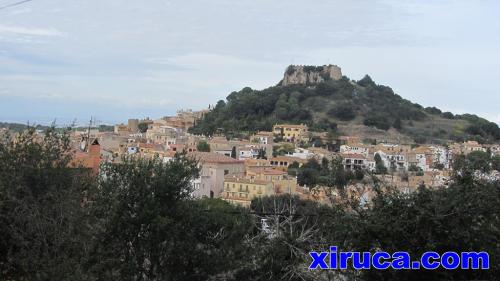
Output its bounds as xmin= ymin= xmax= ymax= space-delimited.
xmin=341 ymin=153 xmax=367 ymax=160
xmin=248 ymin=168 xmax=286 ymax=175
xmin=411 ymin=146 xmax=432 ymax=154
xmin=273 ymin=124 xmax=307 ymax=129
xmin=224 ymin=175 xmax=271 ymax=185
xmin=189 ymin=152 xmax=244 ymax=164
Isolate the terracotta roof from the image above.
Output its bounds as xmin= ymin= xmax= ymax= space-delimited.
xmin=248 ymin=168 xmax=286 ymax=175
xmin=270 ymin=156 xmax=306 ymax=163
xmin=224 ymin=176 xmax=271 ymax=185
xmin=139 ymin=143 xmax=155 ymax=149
xmin=412 ymin=146 xmax=432 ymax=154
xmin=189 ymin=152 xmax=244 ymax=164
xmin=255 ymin=131 xmax=274 ymax=136
xmin=341 ymin=153 xmax=367 ymax=160
xmin=273 ymin=124 xmax=307 ymax=129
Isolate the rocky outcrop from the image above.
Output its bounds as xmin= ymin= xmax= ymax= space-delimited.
xmin=281 ymin=65 xmax=342 ymax=86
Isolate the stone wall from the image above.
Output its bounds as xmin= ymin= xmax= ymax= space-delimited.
xmin=281 ymin=64 xmax=342 ymax=86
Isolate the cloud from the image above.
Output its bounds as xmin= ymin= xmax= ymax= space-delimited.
xmin=0 ymin=24 xmax=64 ymax=37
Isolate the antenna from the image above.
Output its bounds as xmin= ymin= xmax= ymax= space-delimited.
xmin=86 ymin=116 xmax=92 ymax=152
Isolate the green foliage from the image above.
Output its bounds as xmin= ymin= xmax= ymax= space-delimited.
xmin=273 ymin=143 xmax=295 ymax=156
xmin=364 ymin=115 xmax=391 ymax=130
xmin=89 ymin=154 xmax=255 ymax=280
xmin=302 ymin=65 xmax=324 ymax=73
xmin=287 ymin=161 xmax=300 ymax=176
xmin=196 ymin=140 xmax=211 ymax=152
xmin=0 ymin=128 xmax=93 ymax=281
xmin=311 ymin=118 xmax=337 ymax=132
xmin=327 ymin=101 xmax=356 ymax=121
xmin=188 ymin=72 xmax=498 ymax=143
xmin=189 ymin=74 xmax=449 ymax=139
xmin=348 ymin=179 xmax=500 ymax=280
xmin=296 ymin=157 xmax=357 ymax=190
xmin=256 ymin=148 xmax=267 ymax=159
xmin=242 ymin=194 xmax=326 ymax=280
xmin=453 ymin=151 xmax=493 ymax=174
xmin=374 ymin=153 xmax=388 ymax=174
xmin=392 ymin=118 xmax=402 ymax=130
xmin=493 ymin=155 xmax=500 ymax=171
xmin=408 ymin=164 xmax=421 ymax=172
xmin=1 ymin=127 xmax=500 ymax=280
xmin=357 ymin=74 xmax=375 ymax=87
xmin=231 ymin=146 xmax=237 ymax=159
xmin=138 ymin=122 xmax=148 ymax=133
xmin=424 ymin=106 xmax=442 ymax=115
xmin=440 ymin=111 xmax=455 ymax=119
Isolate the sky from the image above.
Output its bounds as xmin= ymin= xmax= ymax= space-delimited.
xmin=0 ymin=0 xmax=499 ymax=126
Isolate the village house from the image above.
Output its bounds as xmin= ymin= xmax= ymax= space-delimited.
xmin=341 ymin=154 xmax=375 ymax=171
xmin=222 ymin=176 xmax=274 ymax=207
xmin=340 ymin=144 xmax=370 ymax=157
xmin=272 ymin=124 xmax=309 ymax=143
xmin=145 ymin=124 xmax=179 ymax=145
xmin=189 ymin=152 xmax=245 ymax=198
xmin=407 ymin=146 xmax=433 ymax=171
xmin=161 ymin=109 xmax=208 ymax=132
xmin=246 ymin=168 xmax=298 ymax=194
xmin=268 ymin=155 xmax=306 ymax=171
xmin=209 ymin=137 xmax=272 ymax=159
xmin=251 ymin=131 xmax=274 ymax=145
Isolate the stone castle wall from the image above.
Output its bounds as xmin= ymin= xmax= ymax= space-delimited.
xmin=282 ymin=65 xmax=342 ymax=86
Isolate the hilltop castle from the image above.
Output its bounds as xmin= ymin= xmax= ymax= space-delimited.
xmin=281 ymin=64 xmax=342 ymax=86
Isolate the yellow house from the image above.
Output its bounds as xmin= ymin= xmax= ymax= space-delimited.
xmin=222 ymin=176 xmax=274 ymax=207
xmin=273 ymin=124 xmax=308 ymax=143
xmin=246 ymin=168 xmax=298 ymax=194
xmin=268 ymin=156 xmax=306 ymax=171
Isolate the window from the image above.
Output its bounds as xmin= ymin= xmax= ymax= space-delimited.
xmin=224 ymin=169 xmax=229 ymax=175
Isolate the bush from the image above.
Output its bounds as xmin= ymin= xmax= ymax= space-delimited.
xmin=364 ymin=115 xmax=391 ymax=130
xmin=328 ymin=102 xmax=356 ymax=121
xmin=425 ymin=106 xmax=442 ymax=115
xmin=440 ymin=111 xmax=455 ymax=119
xmin=196 ymin=140 xmax=211 ymax=152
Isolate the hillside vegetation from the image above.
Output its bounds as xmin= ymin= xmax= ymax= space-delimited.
xmin=190 ymin=71 xmax=500 ymax=144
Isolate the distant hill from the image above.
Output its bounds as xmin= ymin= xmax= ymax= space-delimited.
xmin=189 ymin=65 xmax=500 ymax=144
xmin=0 ymin=122 xmax=114 ymax=133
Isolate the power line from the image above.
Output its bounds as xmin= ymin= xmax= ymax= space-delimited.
xmin=0 ymin=0 xmax=34 ymax=11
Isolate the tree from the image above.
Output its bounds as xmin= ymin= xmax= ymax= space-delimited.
xmin=288 ymin=161 xmax=300 ymax=176
xmin=454 ymin=151 xmax=492 ymax=174
xmin=243 ymin=195 xmax=323 ymax=281
xmin=393 ymin=118 xmax=402 ymax=130
xmin=138 ymin=122 xmax=148 ymax=133
xmin=347 ymin=177 xmax=500 ymax=280
xmin=327 ymin=102 xmax=356 ymax=121
xmin=231 ymin=146 xmax=237 ymax=159
xmin=0 ymin=128 xmax=92 ymax=280
xmin=493 ymin=155 xmax=500 ymax=171
xmin=257 ymin=148 xmax=267 ymax=159
xmin=297 ymin=167 xmax=319 ymax=188
xmin=441 ymin=111 xmax=455 ymax=119
xmin=196 ymin=140 xmax=211 ymax=152
xmin=363 ymin=115 xmax=391 ymax=131
xmin=374 ymin=153 xmax=387 ymax=174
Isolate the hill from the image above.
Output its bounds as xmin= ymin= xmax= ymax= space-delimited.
xmin=189 ymin=65 xmax=500 ymax=144
xmin=0 ymin=122 xmax=114 ymax=133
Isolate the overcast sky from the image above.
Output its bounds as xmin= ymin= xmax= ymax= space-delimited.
xmin=0 ymin=0 xmax=499 ymax=126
